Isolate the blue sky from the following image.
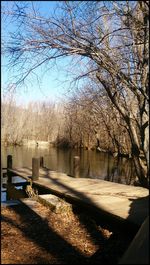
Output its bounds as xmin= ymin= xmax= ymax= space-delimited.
xmin=1 ymin=1 xmax=80 ymax=105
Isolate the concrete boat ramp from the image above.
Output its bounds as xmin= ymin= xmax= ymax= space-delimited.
xmin=7 ymin=167 xmax=149 ymax=227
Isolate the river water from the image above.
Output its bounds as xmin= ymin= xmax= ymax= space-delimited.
xmin=1 ymin=144 xmax=136 ymax=185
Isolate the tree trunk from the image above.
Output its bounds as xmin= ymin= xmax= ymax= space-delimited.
xmin=129 ymin=122 xmax=148 ymax=188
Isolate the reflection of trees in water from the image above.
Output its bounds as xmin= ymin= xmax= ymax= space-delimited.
xmin=86 ymin=151 xmax=90 ymax=177
xmin=79 ymin=150 xmax=91 ymax=178
xmin=104 ymin=154 xmax=117 ymax=183
xmin=104 ymin=155 xmax=135 ymax=185
xmin=83 ymin=152 xmax=136 ymax=185
xmin=50 ymin=149 xmax=136 ymax=185
xmin=123 ymin=159 xmax=135 ymax=185
xmin=2 ymin=145 xmax=136 ymax=185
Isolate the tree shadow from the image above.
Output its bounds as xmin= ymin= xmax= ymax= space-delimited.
xmin=33 ymin=174 xmax=149 ymax=263
xmin=89 ymin=195 xmax=149 ymax=264
xmin=126 ymin=195 xmax=149 ymax=228
xmin=37 ymin=175 xmax=148 ymax=229
xmin=1 ymin=200 xmax=133 ymax=265
xmin=1 ymin=204 xmax=88 ymax=264
xmin=116 ymin=196 xmax=149 ymax=264
xmin=6 ymin=168 xmax=149 ymax=264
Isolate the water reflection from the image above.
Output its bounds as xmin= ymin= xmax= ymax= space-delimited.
xmin=1 ymin=145 xmax=136 ymax=187
xmin=104 ymin=155 xmax=135 ymax=185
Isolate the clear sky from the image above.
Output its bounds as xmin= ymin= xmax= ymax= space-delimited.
xmin=1 ymin=1 xmax=80 ymax=106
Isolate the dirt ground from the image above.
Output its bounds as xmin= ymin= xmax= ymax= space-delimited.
xmin=1 ymin=202 xmax=134 ymax=264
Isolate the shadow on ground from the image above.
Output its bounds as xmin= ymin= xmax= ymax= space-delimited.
xmin=3 ymin=169 xmax=149 ymax=264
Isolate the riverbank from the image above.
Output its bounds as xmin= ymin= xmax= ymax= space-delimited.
xmin=1 ymin=202 xmax=134 ymax=264
xmin=2 ymin=139 xmax=131 ymax=158
xmin=2 ymin=139 xmax=50 ymax=148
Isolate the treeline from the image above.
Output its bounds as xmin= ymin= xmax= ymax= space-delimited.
xmin=2 ymin=90 xmax=131 ymax=156
xmin=1 ymin=95 xmax=62 ymax=145
xmin=2 ymin=1 xmax=149 ymax=187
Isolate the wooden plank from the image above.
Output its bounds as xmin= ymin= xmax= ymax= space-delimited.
xmin=7 ymin=167 xmax=149 ymax=227
xmin=34 ymin=179 xmax=148 ymax=226
xmin=7 ymin=168 xmax=32 ymax=180
xmin=37 ymin=176 xmax=148 ymax=199
xmin=8 ymin=167 xmax=149 ymax=198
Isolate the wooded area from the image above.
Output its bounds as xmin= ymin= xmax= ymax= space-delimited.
xmin=1 ymin=94 xmax=131 ymax=154
xmin=2 ymin=1 xmax=149 ymax=188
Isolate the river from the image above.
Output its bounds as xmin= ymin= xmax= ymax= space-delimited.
xmin=1 ymin=145 xmax=136 ymax=186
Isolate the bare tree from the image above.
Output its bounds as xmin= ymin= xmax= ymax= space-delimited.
xmin=2 ymin=1 xmax=149 ymax=187
xmin=66 ymin=83 xmax=131 ymax=154
xmin=1 ymin=96 xmax=63 ymax=145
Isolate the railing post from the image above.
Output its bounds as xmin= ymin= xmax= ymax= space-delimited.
xmin=7 ymin=155 xmax=12 ymax=169
xmin=40 ymin=156 xmax=44 ymax=168
xmin=7 ymin=155 xmax=12 ymax=183
xmin=73 ymin=156 xmax=80 ymax=178
xmin=32 ymin=158 xmax=39 ymax=180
